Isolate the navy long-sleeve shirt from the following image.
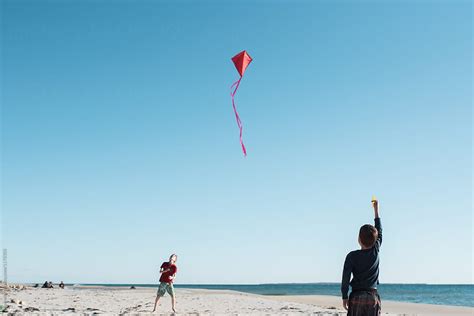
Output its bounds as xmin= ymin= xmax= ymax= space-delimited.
xmin=341 ymin=217 xmax=382 ymax=299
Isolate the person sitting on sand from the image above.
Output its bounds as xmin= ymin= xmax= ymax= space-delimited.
xmin=341 ymin=198 xmax=383 ymax=315
xmin=59 ymin=281 xmax=65 ymax=289
xmin=41 ymin=281 xmax=48 ymax=289
xmin=152 ymin=254 xmax=178 ymax=313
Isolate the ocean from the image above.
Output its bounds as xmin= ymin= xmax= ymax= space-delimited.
xmin=80 ymin=283 xmax=474 ymax=307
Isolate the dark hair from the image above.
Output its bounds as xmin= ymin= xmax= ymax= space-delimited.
xmin=359 ymin=224 xmax=378 ymax=248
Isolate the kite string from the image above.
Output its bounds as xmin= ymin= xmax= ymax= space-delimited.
xmin=230 ymin=77 xmax=246 ymax=156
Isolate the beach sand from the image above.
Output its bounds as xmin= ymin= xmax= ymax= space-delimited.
xmin=3 ymin=286 xmax=473 ymax=315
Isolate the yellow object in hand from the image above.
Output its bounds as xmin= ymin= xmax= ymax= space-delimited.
xmin=371 ymin=195 xmax=377 ymax=202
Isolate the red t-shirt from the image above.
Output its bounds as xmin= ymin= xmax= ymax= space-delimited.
xmin=159 ymin=262 xmax=177 ymax=283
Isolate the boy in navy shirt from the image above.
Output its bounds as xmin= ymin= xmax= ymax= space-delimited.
xmin=341 ymin=199 xmax=382 ymax=315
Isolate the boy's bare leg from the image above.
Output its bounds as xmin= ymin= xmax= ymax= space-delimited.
xmin=152 ymin=296 xmax=160 ymax=312
xmin=171 ymin=295 xmax=176 ymax=313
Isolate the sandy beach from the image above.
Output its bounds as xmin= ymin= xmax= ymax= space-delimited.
xmin=3 ymin=286 xmax=473 ymax=315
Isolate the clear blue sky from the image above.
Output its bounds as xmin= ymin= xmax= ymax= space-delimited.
xmin=1 ymin=0 xmax=472 ymax=285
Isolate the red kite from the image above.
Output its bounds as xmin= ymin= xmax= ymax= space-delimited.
xmin=230 ymin=50 xmax=253 ymax=156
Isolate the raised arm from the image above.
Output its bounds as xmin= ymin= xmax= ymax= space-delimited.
xmin=372 ymin=199 xmax=382 ymax=250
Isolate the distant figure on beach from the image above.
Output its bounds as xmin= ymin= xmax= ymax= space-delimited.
xmin=59 ymin=281 xmax=65 ymax=289
xmin=152 ymin=254 xmax=178 ymax=313
xmin=41 ymin=281 xmax=54 ymax=288
xmin=341 ymin=198 xmax=382 ymax=315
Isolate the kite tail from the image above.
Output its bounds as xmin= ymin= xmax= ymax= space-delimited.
xmin=230 ymin=77 xmax=247 ymax=156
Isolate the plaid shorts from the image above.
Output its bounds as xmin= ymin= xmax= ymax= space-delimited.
xmin=347 ymin=289 xmax=381 ymax=316
xmin=157 ymin=282 xmax=175 ymax=298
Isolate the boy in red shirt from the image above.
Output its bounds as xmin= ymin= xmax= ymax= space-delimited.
xmin=152 ymin=254 xmax=178 ymax=313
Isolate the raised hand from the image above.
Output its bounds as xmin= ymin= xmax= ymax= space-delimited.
xmin=372 ymin=197 xmax=379 ymax=218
